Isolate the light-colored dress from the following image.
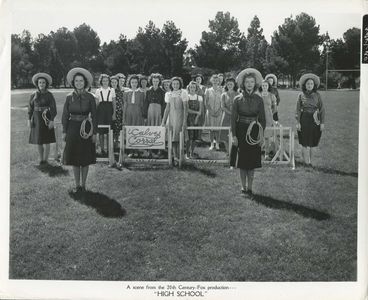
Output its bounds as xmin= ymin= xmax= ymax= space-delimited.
xmin=205 ymin=87 xmax=223 ymax=126
xmin=165 ymin=89 xmax=188 ymax=142
xmin=261 ymin=92 xmax=277 ymax=138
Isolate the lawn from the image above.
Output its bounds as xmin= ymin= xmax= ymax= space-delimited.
xmin=9 ymin=88 xmax=358 ymax=281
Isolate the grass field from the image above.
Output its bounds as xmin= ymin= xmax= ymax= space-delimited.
xmin=9 ymin=88 xmax=358 ymax=281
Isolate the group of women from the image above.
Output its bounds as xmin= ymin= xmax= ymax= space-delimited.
xmin=28 ymin=67 xmax=325 ymax=195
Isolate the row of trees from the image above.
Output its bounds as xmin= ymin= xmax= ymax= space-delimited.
xmin=11 ymin=12 xmax=360 ymax=88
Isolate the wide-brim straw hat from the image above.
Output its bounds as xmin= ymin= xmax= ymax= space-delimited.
xmin=66 ymin=67 xmax=93 ymax=88
xmin=236 ymin=68 xmax=263 ymax=88
xmin=299 ymin=73 xmax=320 ymax=88
xmin=32 ymin=73 xmax=52 ymax=87
xmin=265 ymin=73 xmax=277 ymax=84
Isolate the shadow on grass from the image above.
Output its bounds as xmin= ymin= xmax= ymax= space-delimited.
xmin=250 ymin=193 xmax=331 ymax=221
xmin=295 ymin=161 xmax=358 ymax=177
xmin=36 ymin=163 xmax=69 ymax=177
xmin=181 ymin=164 xmax=217 ymax=178
xmin=69 ymin=190 xmax=126 ymax=218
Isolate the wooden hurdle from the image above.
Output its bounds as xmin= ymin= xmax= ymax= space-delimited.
xmin=118 ymin=126 xmax=172 ymax=166
xmin=179 ymin=125 xmax=295 ymax=169
xmin=96 ymin=125 xmax=114 ymax=165
xmin=262 ymin=126 xmax=295 ymax=168
xmin=179 ymin=126 xmax=232 ymax=168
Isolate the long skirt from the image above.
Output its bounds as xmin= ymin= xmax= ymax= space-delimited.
xmin=113 ymin=98 xmax=123 ymax=140
xmin=125 ymin=104 xmax=144 ymax=126
xmin=236 ymin=121 xmax=262 ymax=170
xmin=29 ymin=111 xmax=56 ymax=145
xmin=63 ymin=120 xmax=96 ymax=167
xmin=297 ymin=112 xmax=322 ymax=147
xmin=147 ymin=103 xmax=162 ymax=126
xmin=97 ymin=102 xmax=113 ymax=134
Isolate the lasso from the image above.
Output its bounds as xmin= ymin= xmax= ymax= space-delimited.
xmin=41 ymin=108 xmax=51 ymax=126
xmin=246 ymin=121 xmax=264 ymax=145
xmin=80 ymin=117 xmax=94 ymax=139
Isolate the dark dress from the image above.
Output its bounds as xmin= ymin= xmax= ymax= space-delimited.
xmin=296 ymin=91 xmax=325 ymax=147
xmin=95 ymin=87 xmax=115 ymax=134
xmin=144 ymin=86 xmax=166 ymax=126
xmin=113 ymin=88 xmax=124 ymax=140
xmin=62 ymin=91 xmax=97 ymax=167
xmin=270 ymin=86 xmax=280 ymax=121
xmin=186 ymin=94 xmax=202 ymax=141
xmin=231 ymin=91 xmax=266 ymax=170
xmin=28 ymin=90 xmax=57 ymax=145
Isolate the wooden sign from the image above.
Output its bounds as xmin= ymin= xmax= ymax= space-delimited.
xmin=125 ymin=126 xmax=166 ymax=149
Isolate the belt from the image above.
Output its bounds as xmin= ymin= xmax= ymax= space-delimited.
xmin=34 ymin=106 xmax=49 ymax=112
xmin=69 ymin=114 xmax=89 ymax=121
xmin=238 ymin=116 xmax=257 ymax=123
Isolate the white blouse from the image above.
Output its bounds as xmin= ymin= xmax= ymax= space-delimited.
xmin=188 ymin=94 xmax=203 ymax=102
xmin=95 ymin=87 xmax=116 ymax=102
xmin=164 ymin=89 xmax=189 ymax=103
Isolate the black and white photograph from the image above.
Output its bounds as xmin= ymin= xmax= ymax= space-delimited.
xmin=0 ymin=0 xmax=367 ymax=299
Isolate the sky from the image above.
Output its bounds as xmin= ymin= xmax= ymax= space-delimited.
xmin=10 ymin=0 xmax=363 ymax=48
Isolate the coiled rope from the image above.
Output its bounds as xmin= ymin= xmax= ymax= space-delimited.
xmin=80 ymin=116 xmax=94 ymax=139
xmin=41 ymin=108 xmax=51 ymax=127
xmin=246 ymin=121 xmax=264 ymax=145
xmin=313 ymin=110 xmax=320 ymax=125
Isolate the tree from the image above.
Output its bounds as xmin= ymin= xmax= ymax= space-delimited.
xmin=11 ymin=31 xmax=34 ymax=87
xmin=73 ymin=23 xmax=100 ymax=68
xmin=192 ymin=11 xmax=244 ymax=72
xmin=50 ymin=27 xmax=78 ymax=85
xmin=329 ymin=27 xmax=360 ymax=88
xmin=32 ymin=34 xmax=52 ymax=73
xmin=271 ymin=13 xmax=322 ymax=87
xmin=244 ymin=16 xmax=268 ymax=73
xmin=160 ymin=21 xmax=188 ymax=77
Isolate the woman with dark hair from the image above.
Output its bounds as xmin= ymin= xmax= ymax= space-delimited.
xmin=265 ymin=74 xmax=281 ymax=124
xmin=28 ymin=72 xmax=57 ymax=165
xmin=259 ymin=80 xmax=277 ymax=159
xmin=296 ymin=73 xmax=325 ymax=166
xmin=110 ymin=75 xmax=122 ymax=149
xmin=218 ymin=73 xmax=225 ymax=90
xmin=232 ymin=68 xmax=266 ymax=196
xmin=139 ymin=75 xmax=149 ymax=95
xmin=205 ymin=74 xmax=223 ymax=150
xmin=185 ymin=81 xmax=203 ymax=158
xmin=144 ymin=73 xmax=165 ymax=126
xmin=62 ymin=67 xmax=97 ymax=193
xmin=95 ymin=74 xmax=116 ymax=155
xmin=123 ymin=74 xmax=146 ymax=158
xmin=220 ymin=77 xmax=239 ymax=154
xmin=161 ymin=77 xmax=188 ymax=164
xmin=194 ymin=74 xmax=207 ymax=136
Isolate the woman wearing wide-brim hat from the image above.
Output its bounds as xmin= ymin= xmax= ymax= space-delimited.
xmin=28 ymin=72 xmax=57 ymax=165
xmin=232 ymin=68 xmax=266 ymax=196
xmin=296 ymin=73 xmax=325 ymax=166
xmin=62 ymin=67 xmax=97 ymax=193
xmin=265 ymin=73 xmax=281 ymax=123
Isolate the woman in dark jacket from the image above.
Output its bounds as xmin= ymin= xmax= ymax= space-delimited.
xmin=28 ymin=73 xmax=57 ymax=165
xmin=295 ymin=73 xmax=325 ymax=166
xmin=232 ymin=68 xmax=266 ymax=196
xmin=62 ymin=67 xmax=97 ymax=193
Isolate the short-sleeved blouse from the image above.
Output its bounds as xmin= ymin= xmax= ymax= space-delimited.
xmin=95 ymin=87 xmax=116 ymax=102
